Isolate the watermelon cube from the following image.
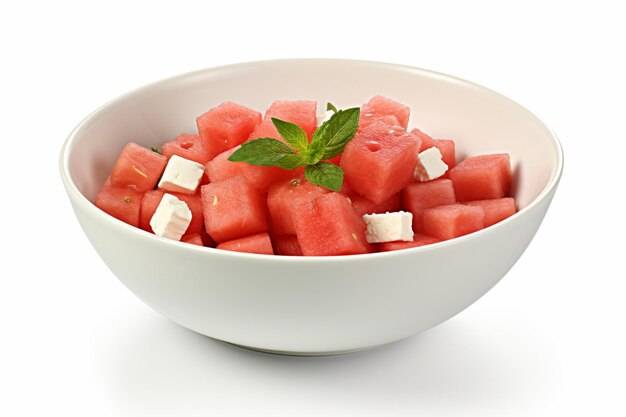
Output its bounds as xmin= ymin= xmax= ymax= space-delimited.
xmin=265 ymin=100 xmax=317 ymax=139
xmin=449 ymin=154 xmax=512 ymax=201
xmin=200 ymin=176 xmax=268 ymax=243
xmin=196 ymin=101 xmax=262 ymax=160
xmin=401 ymin=179 xmax=457 ymax=232
xmin=361 ymin=95 xmax=410 ymax=129
xmin=294 ymin=193 xmax=371 ymax=256
xmin=413 ymin=128 xmax=436 ymax=151
xmin=95 ymin=177 xmax=143 ymax=227
xmin=267 ymin=175 xmax=330 ymax=235
xmin=139 ymin=190 xmax=204 ymax=237
xmin=359 ymin=113 xmax=401 ymax=130
xmin=375 ymin=234 xmax=441 ymax=252
xmin=216 ymin=232 xmax=274 ymax=255
xmin=433 ymin=139 xmax=456 ymax=168
xmin=162 ymin=133 xmax=212 ymax=164
xmin=341 ymin=123 xmax=419 ymax=204
xmin=465 ymin=197 xmax=516 ymax=227
xmin=272 ymin=234 xmax=303 ymax=256
xmin=110 ymin=142 xmax=167 ymax=192
xmin=247 ymin=118 xmax=282 ymax=141
xmin=422 ymin=204 xmax=485 ymax=240
xmin=350 ymin=192 xmax=401 ymax=217
xmin=205 ymin=146 xmax=293 ymax=193
xmin=181 ymin=233 xmax=204 ymax=246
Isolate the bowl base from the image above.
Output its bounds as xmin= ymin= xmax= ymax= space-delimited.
xmin=224 ymin=341 xmax=367 ymax=357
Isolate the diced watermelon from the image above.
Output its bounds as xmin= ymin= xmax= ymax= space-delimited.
xmin=375 ymin=234 xmax=441 ymax=252
xmin=401 ymin=179 xmax=456 ymax=232
xmin=272 ymin=234 xmax=303 ymax=256
xmin=216 ymin=232 xmax=274 ymax=255
xmin=449 ymin=154 xmax=512 ymax=201
xmin=361 ymin=95 xmax=410 ymax=129
xmin=110 ymin=142 xmax=167 ymax=192
xmin=294 ymin=193 xmax=371 ymax=256
xmin=422 ymin=204 xmax=485 ymax=240
xmin=433 ymin=139 xmax=456 ymax=168
xmin=139 ymin=190 xmax=204 ymax=237
xmin=265 ymin=100 xmax=317 ymax=139
xmin=200 ymin=176 xmax=268 ymax=243
xmin=205 ymin=146 xmax=293 ymax=193
xmin=413 ymin=128 xmax=436 ymax=151
xmin=341 ymin=122 xmax=419 ymax=203
xmin=359 ymin=113 xmax=400 ymax=130
xmin=350 ymin=193 xmax=401 ymax=217
xmin=465 ymin=197 xmax=516 ymax=227
xmin=162 ymin=133 xmax=212 ymax=164
xmin=196 ymin=101 xmax=262 ymax=160
xmin=181 ymin=233 xmax=204 ymax=246
xmin=267 ymin=176 xmax=330 ymax=235
xmin=95 ymin=177 xmax=143 ymax=227
xmin=247 ymin=118 xmax=281 ymax=141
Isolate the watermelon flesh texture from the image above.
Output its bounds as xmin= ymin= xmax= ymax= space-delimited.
xmin=216 ymin=232 xmax=274 ymax=255
xmin=349 ymin=192 xmax=401 ymax=217
xmin=449 ymin=153 xmax=512 ymax=201
xmin=412 ymin=128 xmax=435 ymax=150
xmin=95 ymin=177 xmax=143 ymax=227
xmin=361 ymin=95 xmax=410 ymax=129
xmin=432 ymin=139 xmax=456 ymax=168
xmin=140 ymin=190 xmax=204 ymax=237
xmin=200 ymin=176 xmax=268 ymax=243
xmin=162 ymin=133 xmax=212 ymax=165
xmin=247 ymin=118 xmax=282 ymax=141
xmin=422 ymin=204 xmax=485 ymax=240
xmin=205 ymin=146 xmax=293 ymax=193
xmin=265 ymin=100 xmax=317 ymax=139
xmin=375 ymin=234 xmax=441 ymax=252
xmin=196 ymin=101 xmax=262 ymax=160
xmin=464 ymin=197 xmax=516 ymax=227
xmin=341 ymin=121 xmax=419 ymax=204
xmin=402 ymin=179 xmax=457 ymax=232
xmin=272 ymin=234 xmax=303 ymax=256
xmin=110 ymin=142 xmax=167 ymax=192
xmin=267 ymin=175 xmax=330 ymax=235
xmin=359 ymin=113 xmax=401 ymax=130
xmin=294 ymin=193 xmax=371 ymax=256
xmin=181 ymin=233 xmax=204 ymax=246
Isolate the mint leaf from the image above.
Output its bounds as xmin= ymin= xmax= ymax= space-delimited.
xmin=228 ymin=138 xmax=305 ymax=170
xmin=271 ymin=118 xmax=309 ymax=153
xmin=308 ymin=107 xmax=360 ymax=163
xmin=304 ymin=162 xmax=344 ymax=191
xmin=151 ymin=146 xmax=162 ymax=155
xmin=326 ymin=102 xmax=338 ymax=113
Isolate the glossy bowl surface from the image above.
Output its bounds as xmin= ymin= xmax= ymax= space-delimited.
xmin=60 ymin=59 xmax=563 ymax=354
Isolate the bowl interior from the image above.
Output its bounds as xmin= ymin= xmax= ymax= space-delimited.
xmin=65 ymin=60 xmax=560 ymax=212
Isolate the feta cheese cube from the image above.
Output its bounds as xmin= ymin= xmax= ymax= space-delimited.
xmin=317 ymin=110 xmax=334 ymax=127
xmin=414 ymin=147 xmax=448 ymax=182
xmin=158 ymin=155 xmax=205 ymax=194
xmin=363 ymin=211 xmax=413 ymax=243
xmin=150 ymin=193 xmax=192 ymax=241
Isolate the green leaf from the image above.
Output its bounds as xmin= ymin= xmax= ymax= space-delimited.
xmin=326 ymin=102 xmax=338 ymax=113
xmin=271 ymin=118 xmax=309 ymax=153
xmin=151 ymin=146 xmax=162 ymax=155
xmin=228 ymin=138 xmax=305 ymax=170
xmin=304 ymin=162 xmax=344 ymax=192
xmin=309 ymin=107 xmax=360 ymax=162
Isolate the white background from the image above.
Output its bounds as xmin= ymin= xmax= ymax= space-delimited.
xmin=1 ymin=1 xmax=624 ymax=416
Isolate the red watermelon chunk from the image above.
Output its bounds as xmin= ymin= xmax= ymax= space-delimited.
xmin=205 ymin=146 xmax=293 ymax=193
xmin=267 ymin=176 xmax=330 ymax=235
xmin=375 ymin=234 xmax=441 ymax=252
xmin=200 ymin=176 xmax=268 ymax=243
xmin=217 ymin=232 xmax=274 ymax=255
xmin=247 ymin=118 xmax=281 ymax=141
xmin=465 ymin=197 xmax=516 ymax=227
xmin=402 ymin=179 xmax=456 ymax=232
xmin=139 ymin=190 xmax=204 ymax=237
xmin=433 ymin=139 xmax=456 ymax=168
xmin=422 ymin=204 xmax=485 ymax=240
xmin=162 ymin=133 xmax=212 ymax=164
xmin=361 ymin=95 xmax=410 ymax=129
xmin=265 ymin=100 xmax=317 ymax=139
xmin=350 ymin=192 xmax=401 ymax=217
xmin=272 ymin=234 xmax=303 ymax=256
xmin=95 ymin=177 xmax=143 ymax=227
xmin=294 ymin=193 xmax=371 ymax=256
xmin=196 ymin=101 xmax=262 ymax=160
xmin=181 ymin=233 xmax=204 ymax=246
xmin=359 ymin=113 xmax=401 ymax=130
xmin=413 ymin=128 xmax=436 ymax=151
xmin=110 ymin=142 xmax=167 ymax=192
xmin=449 ymin=154 xmax=511 ymax=201
xmin=341 ymin=123 xmax=419 ymax=204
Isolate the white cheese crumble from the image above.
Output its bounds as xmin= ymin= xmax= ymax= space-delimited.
xmin=414 ymin=147 xmax=448 ymax=182
xmin=150 ymin=193 xmax=192 ymax=241
xmin=362 ymin=211 xmax=413 ymax=243
xmin=158 ymin=155 xmax=205 ymax=194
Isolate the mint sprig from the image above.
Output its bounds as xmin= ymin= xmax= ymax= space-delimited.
xmin=228 ymin=105 xmax=360 ymax=191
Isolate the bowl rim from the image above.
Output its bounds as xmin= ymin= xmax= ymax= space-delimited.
xmin=59 ymin=58 xmax=564 ymax=263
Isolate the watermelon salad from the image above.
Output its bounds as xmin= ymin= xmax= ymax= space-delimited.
xmin=95 ymin=96 xmax=517 ymax=256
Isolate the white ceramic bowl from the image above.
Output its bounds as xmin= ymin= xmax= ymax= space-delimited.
xmin=60 ymin=59 xmax=563 ymax=355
